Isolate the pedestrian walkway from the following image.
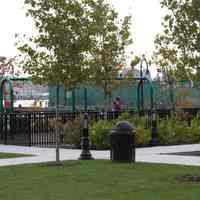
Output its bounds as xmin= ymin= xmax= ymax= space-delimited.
xmin=0 ymin=144 xmax=200 ymax=167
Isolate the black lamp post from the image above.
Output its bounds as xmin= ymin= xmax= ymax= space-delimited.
xmin=150 ymin=110 xmax=158 ymax=146
xmin=79 ymin=113 xmax=94 ymax=160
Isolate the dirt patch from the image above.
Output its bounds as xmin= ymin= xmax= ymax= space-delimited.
xmin=176 ymin=174 xmax=200 ymax=183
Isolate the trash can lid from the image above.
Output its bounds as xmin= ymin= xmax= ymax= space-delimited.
xmin=112 ymin=121 xmax=133 ymax=134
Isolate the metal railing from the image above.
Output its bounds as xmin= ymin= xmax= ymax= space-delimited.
xmin=0 ymin=108 xmax=197 ymax=147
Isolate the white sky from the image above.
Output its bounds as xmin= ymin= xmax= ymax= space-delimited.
xmin=0 ymin=0 xmax=164 ymax=63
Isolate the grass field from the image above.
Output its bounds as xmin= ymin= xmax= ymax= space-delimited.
xmin=0 ymin=152 xmax=32 ymax=159
xmin=0 ymin=160 xmax=200 ymax=200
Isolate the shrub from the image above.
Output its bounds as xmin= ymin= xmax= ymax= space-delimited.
xmin=66 ymin=111 xmax=200 ymax=150
xmin=117 ymin=112 xmax=135 ymax=123
xmin=90 ymin=120 xmax=114 ymax=149
xmin=90 ymin=113 xmax=151 ymax=149
xmin=117 ymin=112 xmax=147 ymax=128
xmin=63 ymin=116 xmax=83 ymax=147
xmin=188 ymin=118 xmax=200 ymax=143
xmin=135 ymin=126 xmax=151 ymax=146
xmin=157 ymin=116 xmax=200 ymax=145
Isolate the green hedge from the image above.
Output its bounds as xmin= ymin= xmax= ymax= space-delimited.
xmin=63 ymin=112 xmax=200 ymax=150
xmin=90 ymin=112 xmax=151 ymax=149
xmin=157 ymin=117 xmax=200 ymax=145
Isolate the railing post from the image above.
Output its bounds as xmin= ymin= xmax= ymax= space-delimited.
xmin=4 ymin=114 xmax=7 ymax=144
xmin=28 ymin=113 xmax=32 ymax=146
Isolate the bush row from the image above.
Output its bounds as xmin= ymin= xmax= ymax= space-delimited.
xmin=63 ymin=112 xmax=200 ymax=149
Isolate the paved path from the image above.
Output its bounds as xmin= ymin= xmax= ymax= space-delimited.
xmin=0 ymin=144 xmax=200 ymax=167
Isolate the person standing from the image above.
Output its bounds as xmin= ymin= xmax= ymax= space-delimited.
xmin=113 ymin=97 xmax=122 ymax=118
xmin=115 ymin=97 xmax=122 ymax=111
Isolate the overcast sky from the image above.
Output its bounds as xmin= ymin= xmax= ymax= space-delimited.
xmin=0 ymin=0 xmax=164 ymax=62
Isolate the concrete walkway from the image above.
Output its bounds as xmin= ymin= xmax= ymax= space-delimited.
xmin=0 ymin=144 xmax=200 ymax=167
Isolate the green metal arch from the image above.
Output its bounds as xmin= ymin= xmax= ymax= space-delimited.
xmin=0 ymin=78 xmax=14 ymax=112
xmin=137 ymin=78 xmax=154 ymax=113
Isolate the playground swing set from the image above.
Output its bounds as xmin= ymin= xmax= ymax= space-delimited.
xmin=0 ymin=55 xmax=155 ymax=114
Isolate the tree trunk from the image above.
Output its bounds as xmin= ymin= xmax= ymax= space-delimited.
xmin=55 ymin=85 xmax=60 ymax=164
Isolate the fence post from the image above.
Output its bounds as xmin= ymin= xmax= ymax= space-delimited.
xmin=84 ymin=87 xmax=87 ymax=112
xmin=72 ymin=88 xmax=76 ymax=112
xmin=4 ymin=114 xmax=7 ymax=144
xmin=28 ymin=113 xmax=32 ymax=146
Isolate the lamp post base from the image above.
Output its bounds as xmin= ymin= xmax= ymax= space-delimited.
xmin=78 ymin=136 xmax=94 ymax=160
xmin=150 ymin=138 xmax=158 ymax=146
xmin=79 ymin=150 xmax=94 ymax=160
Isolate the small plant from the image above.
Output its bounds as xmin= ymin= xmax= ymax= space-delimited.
xmin=63 ymin=115 xmax=83 ymax=147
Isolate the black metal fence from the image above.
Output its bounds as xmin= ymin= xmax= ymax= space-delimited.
xmin=0 ymin=110 xmax=137 ymax=147
xmin=0 ymin=108 xmax=198 ymax=147
xmin=0 ymin=111 xmax=77 ymax=147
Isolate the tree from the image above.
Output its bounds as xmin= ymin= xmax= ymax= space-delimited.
xmin=17 ymin=0 xmax=133 ymax=161
xmin=192 ymin=0 xmax=200 ymax=20
xmin=153 ymin=0 xmax=200 ymax=82
xmin=87 ymin=0 xmax=132 ymax=108
xmin=18 ymin=0 xmax=98 ymax=164
xmin=18 ymin=0 xmax=96 ymax=87
xmin=130 ymin=55 xmax=140 ymax=70
xmin=0 ymin=56 xmax=20 ymax=77
xmin=18 ymin=0 xmax=132 ymax=102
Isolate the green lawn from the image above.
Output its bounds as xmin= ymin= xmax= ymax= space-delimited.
xmin=0 ymin=160 xmax=200 ymax=200
xmin=0 ymin=152 xmax=32 ymax=159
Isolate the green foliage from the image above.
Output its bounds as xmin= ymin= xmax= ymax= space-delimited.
xmin=61 ymin=111 xmax=200 ymax=150
xmin=17 ymin=0 xmax=133 ymax=93
xmin=130 ymin=56 xmax=140 ymax=68
xmin=116 ymin=112 xmax=135 ymax=123
xmin=0 ymin=56 xmax=17 ymax=77
xmin=90 ymin=120 xmax=114 ymax=149
xmin=90 ymin=112 xmax=151 ymax=149
xmin=157 ymin=115 xmax=200 ymax=145
xmin=153 ymin=0 xmax=200 ymax=81
xmin=90 ymin=112 xmax=200 ymax=149
xmin=190 ymin=118 xmax=200 ymax=142
xmin=116 ymin=112 xmax=145 ymax=127
xmin=88 ymin=2 xmax=133 ymax=101
xmin=135 ymin=127 xmax=151 ymax=146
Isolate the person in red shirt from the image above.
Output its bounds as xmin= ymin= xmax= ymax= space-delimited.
xmin=113 ymin=97 xmax=122 ymax=118
xmin=115 ymin=97 xmax=122 ymax=111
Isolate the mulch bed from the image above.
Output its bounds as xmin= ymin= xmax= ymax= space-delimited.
xmin=176 ymin=175 xmax=200 ymax=183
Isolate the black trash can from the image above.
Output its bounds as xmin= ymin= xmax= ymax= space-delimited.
xmin=110 ymin=121 xmax=135 ymax=162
